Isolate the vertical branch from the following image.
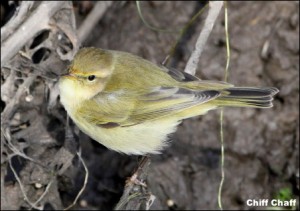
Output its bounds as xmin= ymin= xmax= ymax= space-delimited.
xmin=184 ymin=1 xmax=224 ymax=75
xmin=77 ymin=1 xmax=112 ymax=43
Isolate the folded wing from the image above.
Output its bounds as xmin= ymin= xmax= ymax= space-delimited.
xmin=77 ymin=86 xmax=220 ymax=127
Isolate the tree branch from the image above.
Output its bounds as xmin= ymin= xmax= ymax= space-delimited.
xmin=184 ymin=1 xmax=223 ymax=75
xmin=1 ymin=2 xmax=66 ymax=67
xmin=77 ymin=1 xmax=112 ymax=43
xmin=114 ymin=156 xmax=153 ymax=210
xmin=1 ymin=1 xmax=34 ymax=42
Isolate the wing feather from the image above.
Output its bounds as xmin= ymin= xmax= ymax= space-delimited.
xmin=77 ymin=86 xmax=220 ymax=127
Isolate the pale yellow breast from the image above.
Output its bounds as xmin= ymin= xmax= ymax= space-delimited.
xmin=72 ymin=114 xmax=181 ymax=155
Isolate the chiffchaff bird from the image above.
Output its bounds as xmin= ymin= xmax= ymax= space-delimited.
xmin=59 ymin=47 xmax=278 ymax=155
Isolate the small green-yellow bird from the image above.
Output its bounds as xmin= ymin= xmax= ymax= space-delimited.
xmin=59 ymin=47 xmax=278 ymax=155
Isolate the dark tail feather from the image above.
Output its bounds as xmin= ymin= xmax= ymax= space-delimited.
xmin=215 ymin=87 xmax=279 ymax=108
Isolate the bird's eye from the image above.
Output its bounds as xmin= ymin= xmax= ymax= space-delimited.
xmin=87 ymin=75 xmax=96 ymax=81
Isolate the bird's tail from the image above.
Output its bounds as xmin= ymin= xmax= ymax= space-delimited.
xmin=214 ymin=87 xmax=279 ymax=108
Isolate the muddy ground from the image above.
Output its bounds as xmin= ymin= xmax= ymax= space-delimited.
xmin=1 ymin=1 xmax=299 ymax=210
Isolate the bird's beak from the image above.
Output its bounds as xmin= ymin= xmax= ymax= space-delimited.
xmin=60 ymin=72 xmax=75 ymax=78
xmin=60 ymin=72 xmax=69 ymax=77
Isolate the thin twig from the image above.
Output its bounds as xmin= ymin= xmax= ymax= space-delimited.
xmin=136 ymin=1 xmax=176 ymax=33
xmin=218 ymin=109 xmax=225 ymax=211
xmin=1 ymin=74 xmax=38 ymax=164
xmin=77 ymin=1 xmax=112 ymax=43
xmin=1 ymin=127 xmax=38 ymax=164
xmin=30 ymin=176 xmax=55 ymax=209
xmin=184 ymin=1 xmax=224 ymax=75
xmin=1 ymin=75 xmax=36 ymax=125
xmin=8 ymin=159 xmax=42 ymax=210
xmin=218 ymin=2 xmax=230 ymax=210
xmin=223 ymin=2 xmax=230 ymax=82
xmin=64 ymin=150 xmax=89 ymax=210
